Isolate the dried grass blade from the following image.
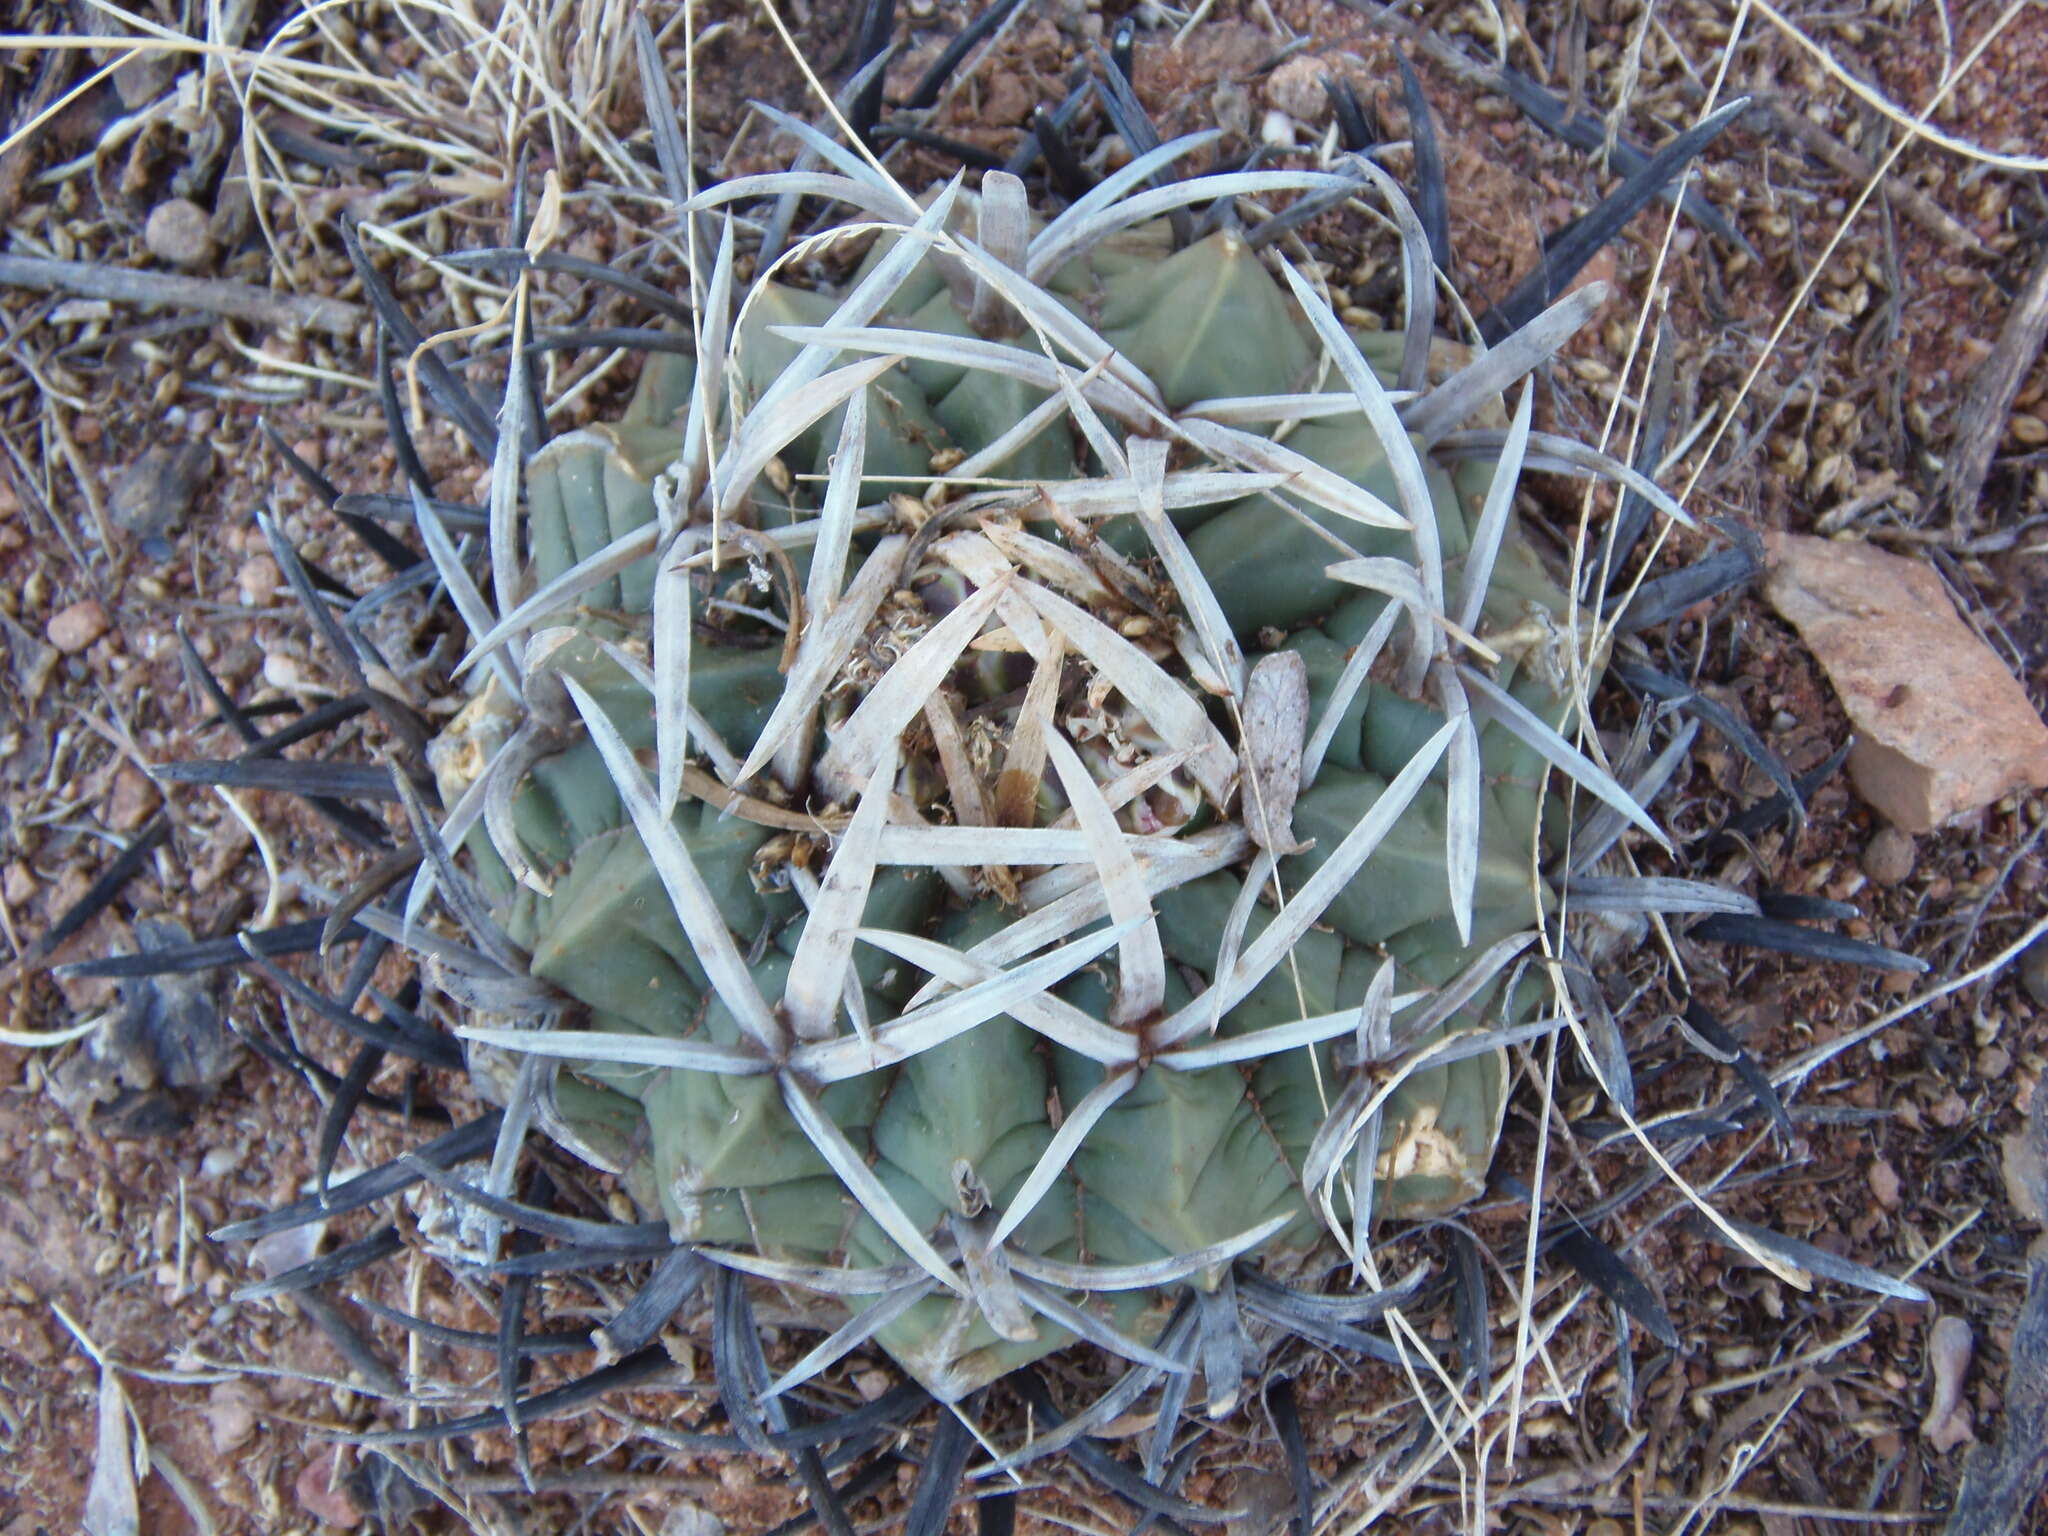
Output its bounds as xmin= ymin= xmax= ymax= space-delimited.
xmin=1459 ymin=665 xmax=1671 ymax=851
xmin=1161 ymin=1005 xmax=1365 ymax=1070
xmin=745 ymin=98 xmax=913 ymax=203
xmin=453 ymin=1025 xmax=770 ymax=1076
xmin=1156 ymin=718 xmax=1458 ymax=1049
xmin=683 ymin=172 xmax=913 ymax=222
xmin=750 ymin=181 xmax=961 ymax=417
xmin=653 ymin=538 xmax=694 ymax=818
xmin=794 ymin=918 xmax=1138 ymax=1082
xmin=1016 ymin=579 xmax=1237 ymax=803
xmin=1177 ymin=417 xmax=1408 ymax=533
xmin=1278 ymin=257 xmax=1442 ymax=688
xmin=455 ymin=517 xmax=659 ymax=676
xmin=1438 ymin=662 xmax=1481 ymax=946
xmin=991 ymin=1066 xmax=1137 ymax=1247
xmin=1029 ymin=170 xmax=1361 ymax=279
xmin=1027 ymin=130 xmax=1223 ymax=276
xmin=742 ymin=533 xmax=905 ymax=787
xmin=558 ymin=671 xmax=784 ymax=1053
xmin=715 ymin=354 xmax=903 ymax=509
xmin=414 ymin=491 xmax=523 ymax=699
xmin=487 ymin=347 xmax=529 ymax=674
xmin=1436 ymin=431 xmax=1698 ymax=528
xmin=1009 ymin=1213 xmax=1293 ymax=1293
xmin=995 ymin=629 xmax=1064 ymax=827
xmin=1131 ymin=436 xmax=1244 ymax=698
xmin=1012 ymin=1276 xmax=1190 ymax=1374
xmin=853 ymin=925 xmax=1139 ymax=1065
xmin=1043 ymin=730 xmax=1163 ymax=1026
xmin=1713 ymin=1219 xmax=1929 ymax=1303
xmin=1300 ymin=599 xmax=1400 ymax=790
xmin=818 ymin=578 xmax=1008 ymax=794
xmin=778 ymin=1072 xmax=963 ymax=1295
xmin=1453 ymin=379 xmax=1534 ymax=637
xmin=765 ymin=1282 xmax=938 ymax=1398
xmin=783 ymin=751 xmax=896 ymax=1042
xmin=1041 ymin=469 xmax=1290 ymax=520
xmin=1563 ymin=877 xmax=1761 ymax=916
xmin=1406 ymin=285 xmax=1606 ymax=447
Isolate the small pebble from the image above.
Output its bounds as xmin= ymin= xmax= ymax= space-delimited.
xmin=105 ymin=762 xmax=160 ymax=833
xmin=46 ymin=599 xmax=108 ymax=654
xmin=144 ymin=198 xmax=216 ymax=269
xmin=238 ymin=554 xmax=281 ymax=607
xmin=1863 ymin=825 xmax=1917 ymax=886
xmin=1868 ymin=1157 xmax=1902 ymax=1210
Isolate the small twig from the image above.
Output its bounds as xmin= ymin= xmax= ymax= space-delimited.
xmin=1752 ymin=94 xmax=1989 ymax=257
xmin=0 ymin=254 xmax=363 ymax=335
xmin=1940 ymin=818 xmax=2048 ymax=980
xmin=1938 ymin=240 xmax=2048 ymax=526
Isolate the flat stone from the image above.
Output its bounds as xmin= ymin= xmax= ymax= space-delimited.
xmin=1763 ymin=532 xmax=2048 ymax=832
xmin=45 ymin=598 xmax=107 ymax=654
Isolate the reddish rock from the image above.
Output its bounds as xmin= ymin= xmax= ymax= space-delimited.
xmin=104 ymin=763 xmax=160 ymax=833
xmin=46 ymin=599 xmax=107 ymax=654
xmin=1763 ymin=533 xmax=2048 ymax=832
xmin=294 ymin=1454 xmax=363 ymax=1528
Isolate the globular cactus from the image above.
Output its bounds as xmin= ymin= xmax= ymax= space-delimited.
xmin=419 ymin=153 xmax=1692 ymax=1414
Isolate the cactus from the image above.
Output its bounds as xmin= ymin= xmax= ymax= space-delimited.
xmin=412 ymin=151 xmax=1702 ymax=1414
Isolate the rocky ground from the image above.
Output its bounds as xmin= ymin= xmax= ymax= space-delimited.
xmin=1 ymin=1 xmax=2045 ymax=1532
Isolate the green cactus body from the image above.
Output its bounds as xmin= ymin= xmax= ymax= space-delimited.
xmin=443 ymin=201 xmax=1614 ymax=1404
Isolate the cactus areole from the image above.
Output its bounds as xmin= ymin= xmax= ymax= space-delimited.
xmin=422 ymin=170 xmax=1664 ymax=1408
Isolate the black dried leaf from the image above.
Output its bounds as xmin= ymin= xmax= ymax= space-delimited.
xmin=317 ymin=1045 xmax=384 ymax=1202
xmin=1490 ymin=66 xmax=1750 ymax=252
xmin=1451 ymin=1227 xmax=1490 ymax=1390
xmin=1266 ymin=1378 xmax=1314 ymax=1536
xmin=260 ymin=420 xmax=418 ymax=574
xmin=61 ymin=918 xmax=350 ymax=980
xmin=333 ymin=491 xmax=488 ymax=532
xmin=1323 ymin=74 xmax=1375 ymax=153
xmin=904 ymin=0 xmax=1029 ymax=111
xmin=241 ymin=945 xmax=464 ymax=1070
xmin=152 ymin=758 xmax=399 ymax=799
xmin=1014 ymin=1374 xmax=1222 ymax=1528
xmin=26 ymin=813 xmax=170 ymax=963
xmin=1718 ymin=737 xmax=1854 ymax=843
xmin=1709 ymin=1217 xmax=1930 ymax=1303
xmin=594 ymin=1246 xmax=710 ymax=1357
xmin=234 ymin=1225 xmax=405 ymax=1302
xmin=1478 ymin=96 xmax=1748 ymax=342
xmin=339 ymin=218 xmax=498 ymax=458
xmin=487 ymin=1240 xmax=675 ymax=1276
xmin=353 ymin=1296 xmax=592 ymax=1356
xmin=350 ymin=1347 xmax=677 ymax=1446
xmin=1612 ymin=659 xmax=1802 ymax=815
xmin=403 ymin=1158 xmax=670 ymax=1250
xmin=1397 ymin=56 xmax=1449 ymax=272
xmin=1585 ymin=318 xmax=1675 ymax=602
xmin=215 ymin=1113 xmax=503 ymax=1240
xmin=871 ymin=122 xmax=1007 ymax=169
xmin=1606 ymin=545 xmax=1760 ymax=631
xmin=1759 ymin=891 xmax=1862 ymax=923
xmin=1681 ymin=1000 xmax=1794 ymax=1143
xmin=903 ymin=1401 xmax=976 ymax=1536
xmin=1548 ymin=1225 xmax=1681 ymax=1350
xmin=1689 ymin=913 xmax=1927 ymax=973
